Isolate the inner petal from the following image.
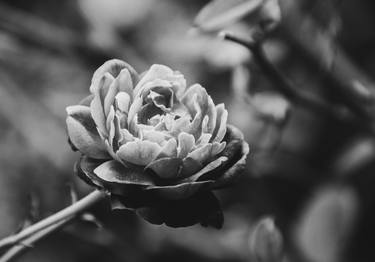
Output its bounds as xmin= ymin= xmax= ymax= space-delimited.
xmin=137 ymin=103 xmax=163 ymax=125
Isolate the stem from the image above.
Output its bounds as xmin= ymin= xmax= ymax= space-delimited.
xmin=0 ymin=218 xmax=72 ymax=262
xmin=221 ymin=32 xmax=375 ymax=134
xmin=0 ymin=190 xmax=106 ymax=253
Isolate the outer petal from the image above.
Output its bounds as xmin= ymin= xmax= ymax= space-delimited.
xmin=181 ymin=84 xmax=208 ymax=118
xmin=206 ymin=125 xmax=249 ymax=188
xmin=133 ymin=64 xmax=174 ymax=96
xmin=117 ymin=140 xmax=161 ymax=166
xmin=66 ymin=105 xmax=109 ymax=159
xmin=146 ymin=157 xmax=182 ymax=179
xmin=136 ymin=192 xmax=224 ymax=228
xmin=187 ymin=125 xmax=248 ymax=185
xmin=179 ymin=157 xmax=203 ymax=178
xmin=90 ymin=74 xmax=114 ymax=137
xmin=184 ymin=156 xmax=228 ymax=182
xmin=145 ymin=180 xmax=213 ymax=200
xmin=76 ymin=156 xmax=152 ymax=195
xmin=94 ymin=160 xmax=155 ymax=186
xmin=90 ymin=59 xmax=139 ymax=93
xmin=210 ymin=103 xmax=228 ymax=143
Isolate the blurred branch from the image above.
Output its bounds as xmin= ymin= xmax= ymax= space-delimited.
xmin=280 ymin=4 xmax=375 ymax=121
xmin=220 ymin=32 xmax=373 ymax=133
xmin=0 ymin=190 xmax=105 ymax=260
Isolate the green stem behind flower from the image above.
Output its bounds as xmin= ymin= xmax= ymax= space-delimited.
xmin=0 ymin=190 xmax=106 ymax=261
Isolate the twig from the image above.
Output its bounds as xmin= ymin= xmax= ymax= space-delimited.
xmin=0 ymin=190 xmax=106 ymax=254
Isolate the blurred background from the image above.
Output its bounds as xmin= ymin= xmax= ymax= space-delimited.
xmin=0 ymin=0 xmax=375 ymax=261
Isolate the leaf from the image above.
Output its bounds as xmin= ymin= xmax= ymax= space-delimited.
xmin=194 ymin=0 xmax=265 ymax=32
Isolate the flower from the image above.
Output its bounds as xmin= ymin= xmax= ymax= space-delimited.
xmin=66 ymin=59 xmax=249 ymax=228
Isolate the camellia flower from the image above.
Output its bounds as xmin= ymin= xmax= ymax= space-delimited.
xmin=66 ymin=59 xmax=249 ymax=228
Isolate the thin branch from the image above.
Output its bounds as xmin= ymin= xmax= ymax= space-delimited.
xmin=0 ymin=190 xmax=106 ymax=253
xmin=220 ymin=32 xmax=375 ymax=134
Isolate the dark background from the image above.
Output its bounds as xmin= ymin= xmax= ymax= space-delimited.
xmin=0 ymin=0 xmax=374 ymax=261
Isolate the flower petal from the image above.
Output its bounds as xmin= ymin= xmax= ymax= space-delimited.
xmin=177 ymin=132 xmax=195 ymax=158
xmin=66 ymin=105 xmax=109 ymax=159
xmin=211 ymin=140 xmax=249 ymax=188
xmin=146 ymin=157 xmax=182 ymax=179
xmin=90 ymin=59 xmax=138 ymax=93
xmin=117 ymin=140 xmax=161 ymax=166
xmin=143 ymin=130 xmax=171 ymax=145
xmin=205 ymin=96 xmax=217 ymax=133
xmin=187 ymin=156 xmax=228 ymax=182
xmin=115 ymin=92 xmax=131 ymax=113
xmin=94 ymin=160 xmax=155 ymax=186
xmin=75 ymin=156 xmax=107 ymax=189
xmin=186 ymin=143 xmax=213 ymax=165
xmin=134 ymin=64 xmax=174 ymax=95
xmin=117 ymin=68 xmax=134 ymax=96
xmin=145 ymin=180 xmax=213 ymax=200
xmin=179 ymin=157 xmax=203 ymax=178
xmin=157 ymin=138 xmax=177 ymax=158
xmin=210 ymin=103 xmax=228 ymax=143
xmin=90 ymin=74 xmax=114 ymax=137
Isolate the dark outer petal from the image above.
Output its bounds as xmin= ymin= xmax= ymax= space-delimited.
xmin=75 ymin=155 xmax=107 ymax=190
xmin=113 ymin=191 xmax=224 ymax=228
xmin=183 ymin=156 xmax=228 ymax=182
xmin=94 ymin=160 xmax=155 ymax=186
xmin=224 ymin=124 xmax=244 ymax=141
xmin=192 ymin=125 xmax=249 ymax=186
xmin=211 ymin=140 xmax=249 ymax=189
xmin=77 ymin=156 xmax=151 ymax=195
xmin=145 ymin=157 xmax=182 ymax=179
xmin=144 ymin=180 xmax=214 ymax=200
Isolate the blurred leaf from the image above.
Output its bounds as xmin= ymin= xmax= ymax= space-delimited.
xmin=294 ymin=186 xmax=358 ymax=262
xmin=194 ymin=0 xmax=264 ymax=32
xmin=249 ymin=217 xmax=283 ymax=262
xmin=257 ymin=0 xmax=281 ymax=32
xmin=251 ymin=92 xmax=290 ymax=124
xmin=80 ymin=213 xmax=103 ymax=229
xmin=304 ymin=0 xmax=342 ymax=36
